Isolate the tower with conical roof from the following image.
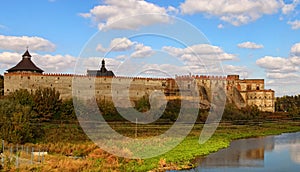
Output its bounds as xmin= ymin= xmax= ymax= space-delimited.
xmin=7 ymin=49 xmax=43 ymax=73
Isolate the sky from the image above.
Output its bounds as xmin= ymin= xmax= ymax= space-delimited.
xmin=1 ymin=0 xmax=300 ymax=96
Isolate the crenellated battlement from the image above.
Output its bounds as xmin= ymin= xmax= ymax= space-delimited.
xmin=3 ymin=50 xmax=275 ymax=112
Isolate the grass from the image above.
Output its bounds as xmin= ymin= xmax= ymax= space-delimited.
xmin=2 ymin=121 xmax=300 ymax=171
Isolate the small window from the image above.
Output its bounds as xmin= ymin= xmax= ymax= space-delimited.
xmin=41 ymin=77 xmax=43 ymax=79
xmin=50 ymin=84 xmax=53 ymax=87
xmin=28 ymin=76 xmax=30 ymax=79
xmin=256 ymin=86 xmax=259 ymax=90
xmin=57 ymin=77 xmax=60 ymax=80
xmin=6 ymin=89 xmax=9 ymax=91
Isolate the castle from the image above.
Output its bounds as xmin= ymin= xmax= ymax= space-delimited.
xmin=4 ymin=50 xmax=275 ymax=112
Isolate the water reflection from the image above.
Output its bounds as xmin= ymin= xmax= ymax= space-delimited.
xmin=180 ymin=132 xmax=300 ymax=172
xmin=291 ymin=143 xmax=300 ymax=164
xmin=195 ymin=136 xmax=274 ymax=168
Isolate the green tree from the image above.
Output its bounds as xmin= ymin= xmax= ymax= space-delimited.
xmin=161 ymin=99 xmax=181 ymax=121
xmin=97 ymin=99 xmax=118 ymax=116
xmin=0 ymin=97 xmax=39 ymax=144
xmin=8 ymin=89 xmax=34 ymax=106
xmin=33 ymin=87 xmax=62 ymax=122
xmin=134 ymin=95 xmax=150 ymax=113
xmin=60 ymin=98 xmax=77 ymax=121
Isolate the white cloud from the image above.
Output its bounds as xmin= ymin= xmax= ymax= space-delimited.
xmin=237 ymin=41 xmax=264 ymax=49
xmin=138 ymin=63 xmax=190 ymax=77
xmin=291 ymin=43 xmax=300 ymax=55
xmin=163 ymin=44 xmax=237 ymax=63
xmin=109 ymin=37 xmax=135 ymax=51
xmin=217 ymin=24 xmax=224 ymax=29
xmin=96 ymin=44 xmax=107 ymax=52
xmin=256 ymin=56 xmax=298 ymax=73
xmin=0 ymin=52 xmax=22 ymax=70
xmin=0 ymin=35 xmax=56 ymax=52
xmin=96 ymin=37 xmax=153 ymax=59
xmin=96 ymin=37 xmax=135 ymax=52
xmin=266 ymin=72 xmax=299 ymax=79
xmin=256 ymin=42 xmax=300 ymax=85
xmin=0 ymin=51 xmax=76 ymax=73
xmin=130 ymin=43 xmax=154 ymax=58
xmin=80 ymin=0 xmax=174 ymax=30
xmin=224 ymin=65 xmax=249 ymax=78
xmin=31 ymin=53 xmax=76 ymax=73
xmin=282 ymin=0 xmax=300 ymax=14
xmin=116 ymin=55 xmax=127 ymax=60
xmin=288 ymin=20 xmax=300 ymax=30
xmin=180 ymin=0 xmax=283 ymax=26
xmin=290 ymin=56 xmax=300 ymax=65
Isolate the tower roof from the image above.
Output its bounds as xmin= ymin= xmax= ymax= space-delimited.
xmin=7 ymin=50 xmax=43 ymax=73
xmin=22 ymin=50 xmax=32 ymax=58
xmin=87 ymin=59 xmax=114 ymax=77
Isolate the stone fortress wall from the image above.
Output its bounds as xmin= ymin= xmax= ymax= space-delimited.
xmin=3 ymin=49 xmax=275 ymax=112
xmin=4 ymin=72 xmax=275 ymax=112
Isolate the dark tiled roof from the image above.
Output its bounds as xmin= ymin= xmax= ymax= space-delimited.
xmin=7 ymin=50 xmax=43 ymax=73
xmin=87 ymin=70 xmax=115 ymax=77
xmin=22 ymin=50 xmax=32 ymax=58
xmin=87 ymin=59 xmax=115 ymax=77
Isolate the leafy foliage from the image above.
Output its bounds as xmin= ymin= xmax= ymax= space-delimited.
xmin=275 ymin=95 xmax=300 ymax=119
xmin=222 ymin=103 xmax=261 ymax=121
xmin=0 ymin=88 xmax=75 ymax=143
xmin=33 ymin=87 xmax=62 ymax=121
xmin=0 ymin=90 xmax=38 ymax=143
xmin=134 ymin=95 xmax=151 ymax=113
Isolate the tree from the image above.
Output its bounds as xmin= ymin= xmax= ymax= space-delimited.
xmin=161 ymin=99 xmax=181 ymax=121
xmin=33 ymin=87 xmax=62 ymax=122
xmin=0 ymin=97 xmax=39 ymax=144
xmin=134 ymin=95 xmax=150 ymax=113
xmin=60 ymin=98 xmax=77 ymax=121
xmin=8 ymin=89 xmax=34 ymax=106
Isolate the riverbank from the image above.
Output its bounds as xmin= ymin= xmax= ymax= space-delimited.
xmin=152 ymin=121 xmax=300 ymax=171
xmin=1 ymin=121 xmax=300 ymax=171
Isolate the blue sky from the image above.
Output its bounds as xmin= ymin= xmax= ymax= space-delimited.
xmin=1 ymin=0 xmax=300 ymax=96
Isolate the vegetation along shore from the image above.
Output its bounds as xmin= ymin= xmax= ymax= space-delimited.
xmin=0 ymin=89 xmax=300 ymax=171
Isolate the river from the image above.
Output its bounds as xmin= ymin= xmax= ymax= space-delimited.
xmin=178 ymin=132 xmax=300 ymax=172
